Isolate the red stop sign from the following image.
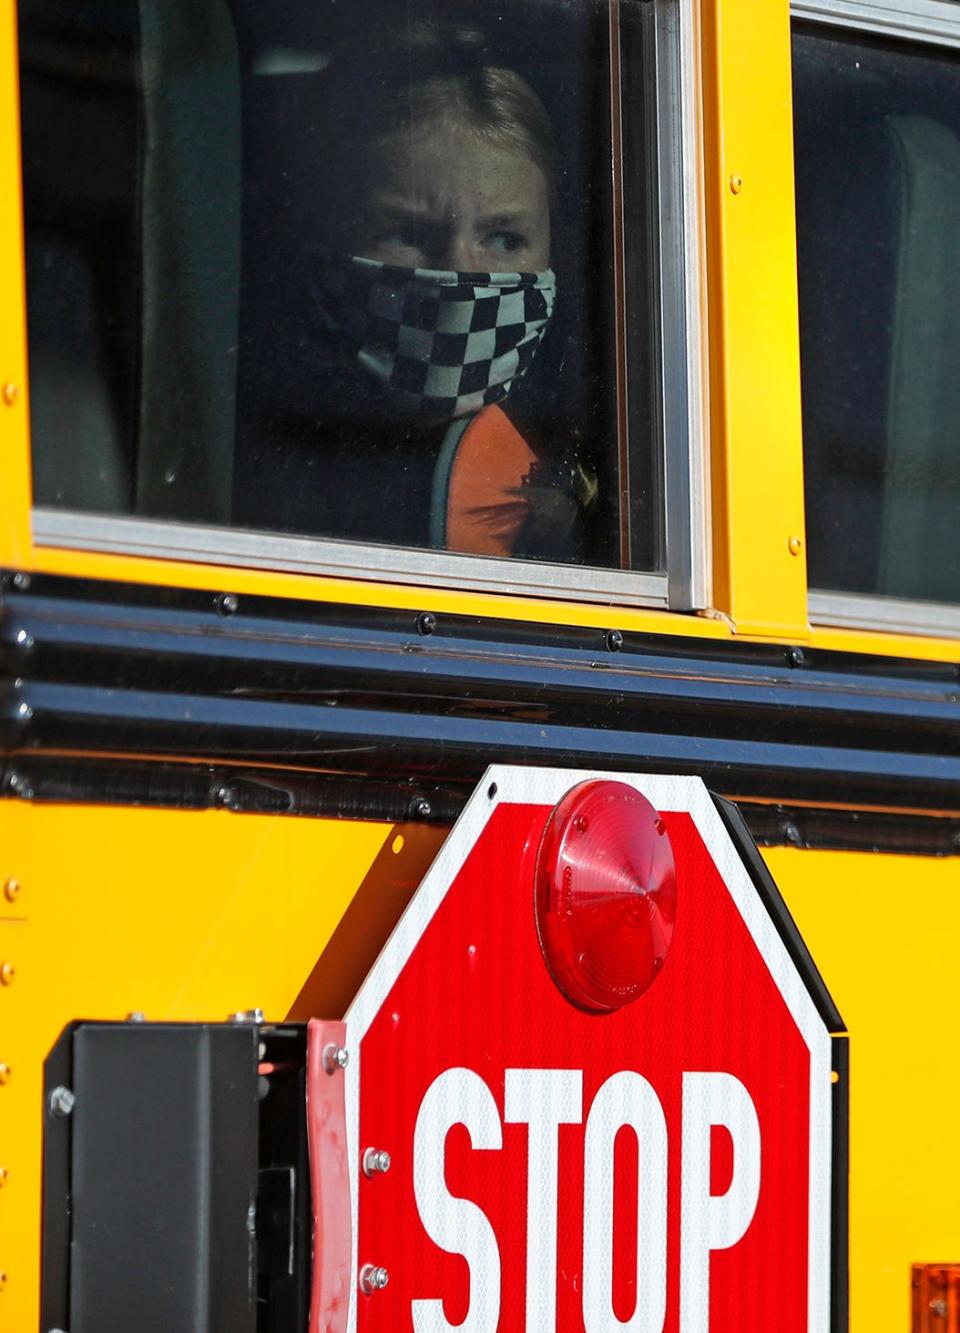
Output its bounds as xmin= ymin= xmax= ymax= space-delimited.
xmin=339 ymin=768 xmax=837 ymax=1332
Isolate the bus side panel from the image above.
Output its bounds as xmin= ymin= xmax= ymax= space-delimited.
xmin=0 ymin=802 xmax=438 ymax=1330
xmin=769 ymin=845 xmax=960 ymax=1333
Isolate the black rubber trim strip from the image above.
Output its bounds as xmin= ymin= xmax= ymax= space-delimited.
xmin=2 ymin=570 xmax=959 ymax=816
xmin=711 ymin=794 xmax=845 ymax=1033
xmin=2 ymin=753 xmax=958 ymax=856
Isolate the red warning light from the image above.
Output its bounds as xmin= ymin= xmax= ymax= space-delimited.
xmin=534 ymin=780 xmax=677 ymax=1013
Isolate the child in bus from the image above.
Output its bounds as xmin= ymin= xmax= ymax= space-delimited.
xmin=235 ymin=21 xmax=596 ymax=562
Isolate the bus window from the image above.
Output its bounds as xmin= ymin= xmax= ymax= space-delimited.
xmin=793 ymin=17 xmax=960 ymax=618
xmin=19 ymin=1 xmax=702 ymax=600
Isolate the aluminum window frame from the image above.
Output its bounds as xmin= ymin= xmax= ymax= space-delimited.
xmin=792 ymin=0 xmax=960 ymax=638
xmin=28 ymin=0 xmax=708 ymax=612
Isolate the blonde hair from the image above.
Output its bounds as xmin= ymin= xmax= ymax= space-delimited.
xmin=315 ymin=21 xmax=559 ymax=214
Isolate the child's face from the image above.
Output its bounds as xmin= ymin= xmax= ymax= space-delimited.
xmin=348 ymin=115 xmax=551 ymax=272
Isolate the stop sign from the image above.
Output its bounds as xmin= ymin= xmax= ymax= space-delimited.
xmin=336 ymin=767 xmax=839 ymax=1332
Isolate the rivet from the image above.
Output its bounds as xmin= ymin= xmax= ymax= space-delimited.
xmin=786 ymin=646 xmax=804 ymax=668
xmin=3 ymin=880 xmax=20 ymax=904
xmin=787 ymin=533 xmax=803 ymax=556
xmin=0 ymin=1166 xmax=7 ymax=1187
xmin=605 ymin=628 xmax=624 ymax=653
xmin=48 ymin=1085 xmax=75 ymax=1117
xmin=10 ymin=572 xmax=29 ymax=591
xmin=729 ymin=173 xmax=744 ymax=195
xmin=417 ymin=611 xmax=437 ymax=636
xmin=216 ymin=592 xmax=239 ymax=617
xmin=363 ymin=1147 xmax=392 ymax=1177
xmin=229 ymin=1008 xmax=264 ymax=1024
xmin=0 ymin=964 xmax=14 ymax=987
xmin=322 ymin=1043 xmax=349 ymax=1073
xmin=411 ymin=796 xmax=432 ymax=820
xmin=0 ymin=1064 xmax=10 ymax=1086
xmin=2 ymin=382 xmax=20 ymax=406
xmin=360 ymin=1264 xmax=389 ymax=1294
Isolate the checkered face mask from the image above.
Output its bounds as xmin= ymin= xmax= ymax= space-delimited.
xmin=315 ymin=251 xmax=556 ymax=420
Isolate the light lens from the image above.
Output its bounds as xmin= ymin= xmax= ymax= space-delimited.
xmin=535 ymin=780 xmax=677 ymax=1012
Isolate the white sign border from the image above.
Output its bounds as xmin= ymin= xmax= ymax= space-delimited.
xmin=342 ymin=765 xmax=834 ymax=1333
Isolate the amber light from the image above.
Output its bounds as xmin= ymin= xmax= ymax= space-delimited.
xmin=912 ymin=1264 xmax=960 ymax=1331
xmin=534 ymin=780 xmax=677 ymax=1013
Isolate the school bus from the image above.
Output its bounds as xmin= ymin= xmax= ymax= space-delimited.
xmin=1 ymin=0 xmax=959 ymax=1329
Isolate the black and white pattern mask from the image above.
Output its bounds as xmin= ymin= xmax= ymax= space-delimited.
xmin=314 ymin=250 xmax=556 ymax=420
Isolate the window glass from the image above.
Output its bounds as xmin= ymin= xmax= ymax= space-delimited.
xmin=20 ymin=0 xmax=666 ymax=575
xmin=794 ymin=21 xmax=960 ymax=606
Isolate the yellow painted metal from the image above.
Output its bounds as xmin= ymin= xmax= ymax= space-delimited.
xmin=769 ymin=845 xmax=960 ymax=1333
xmin=0 ymin=800 xmax=391 ymax=1331
xmin=701 ymin=0 xmax=809 ymax=640
xmin=0 ymin=3 xmax=31 ymax=569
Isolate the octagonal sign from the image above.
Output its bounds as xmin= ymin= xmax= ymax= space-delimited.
xmin=333 ymin=767 xmax=841 ymax=1332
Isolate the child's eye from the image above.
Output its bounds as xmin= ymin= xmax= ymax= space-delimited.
xmin=485 ymin=230 xmax=526 ymax=254
xmin=378 ymin=224 xmax=420 ymax=250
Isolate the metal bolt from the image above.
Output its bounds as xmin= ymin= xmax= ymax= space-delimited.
xmin=230 ymin=1008 xmax=265 ymax=1024
xmin=0 ymin=1064 xmax=10 ymax=1086
xmin=49 ymin=1085 xmax=75 ymax=1117
xmin=322 ymin=1043 xmax=349 ymax=1073
xmin=411 ymin=796 xmax=432 ymax=820
xmin=213 ymin=783 xmax=236 ymax=809
xmin=360 ymin=1264 xmax=389 ymax=1294
xmin=0 ymin=963 xmax=14 ymax=987
xmin=417 ymin=611 xmax=437 ymax=636
xmin=5 ymin=772 xmax=32 ymax=799
xmin=2 ymin=382 xmax=20 ymax=406
xmin=14 ymin=629 xmax=34 ymax=651
xmin=729 ymin=173 xmax=744 ymax=195
xmin=605 ymin=629 xmax=624 ymax=653
xmin=363 ymin=1147 xmax=392 ymax=1177
xmin=782 ymin=820 xmax=802 ymax=847
xmin=786 ymin=646 xmax=804 ymax=668
xmin=10 ymin=572 xmax=29 ymax=591
xmin=216 ymin=592 xmax=239 ymax=617
xmin=3 ymin=879 xmax=19 ymax=904
xmin=16 ymin=701 xmax=33 ymax=721
xmin=787 ymin=533 xmax=803 ymax=557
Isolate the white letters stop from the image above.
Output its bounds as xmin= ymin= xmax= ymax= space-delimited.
xmin=412 ymin=1066 xmax=761 ymax=1333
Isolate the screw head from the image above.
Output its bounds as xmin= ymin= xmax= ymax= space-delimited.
xmin=786 ymin=646 xmax=805 ymax=668
xmin=3 ymin=879 xmax=20 ymax=904
xmin=411 ymin=796 xmax=432 ymax=820
xmin=363 ymin=1147 xmax=392 ymax=1177
xmin=729 ymin=173 xmax=744 ymax=195
xmin=417 ymin=611 xmax=437 ymax=636
xmin=229 ymin=1008 xmax=265 ymax=1024
xmin=605 ymin=628 xmax=624 ymax=653
xmin=48 ymin=1085 xmax=75 ymax=1117
xmin=787 ymin=533 xmax=803 ymax=557
xmin=0 ymin=963 xmax=14 ymax=986
xmin=216 ymin=592 xmax=239 ymax=617
xmin=322 ymin=1043 xmax=349 ymax=1073
xmin=360 ymin=1264 xmax=389 ymax=1294
xmin=2 ymin=382 xmax=20 ymax=406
